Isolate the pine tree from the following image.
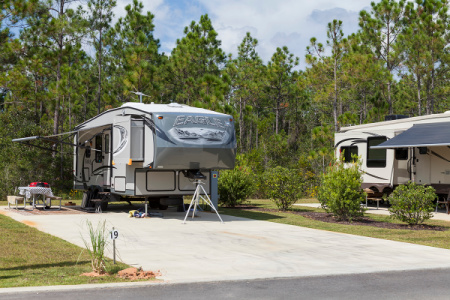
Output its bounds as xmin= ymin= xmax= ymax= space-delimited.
xmin=108 ymin=0 xmax=161 ymax=103
xmin=87 ymin=0 xmax=116 ymax=113
xmin=18 ymin=0 xmax=87 ymax=134
xmin=226 ymin=32 xmax=265 ymax=152
xmin=306 ymin=20 xmax=346 ymax=131
xmin=359 ymin=0 xmax=407 ymax=114
xmin=266 ymin=46 xmax=299 ymax=135
xmin=168 ymin=14 xmax=227 ymax=108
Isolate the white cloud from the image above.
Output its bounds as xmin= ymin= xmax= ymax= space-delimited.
xmin=112 ymin=0 xmax=373 ymax=65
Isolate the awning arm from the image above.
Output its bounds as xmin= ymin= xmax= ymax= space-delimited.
xmin=12 ymin=136 xmax=40 ymax=142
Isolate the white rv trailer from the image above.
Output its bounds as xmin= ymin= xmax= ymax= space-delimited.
xmin=335 ymin=111 xmax=450 ymax=196
xmin=14 ymin=102 xmax=237 ymax=210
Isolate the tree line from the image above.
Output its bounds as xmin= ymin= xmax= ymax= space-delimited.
xmin=0 ymin=0 xmax=449 ymax=196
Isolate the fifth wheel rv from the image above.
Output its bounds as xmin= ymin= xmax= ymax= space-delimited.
xmin=335 ymin=111 xmax=450 ymax=197
xmin=14 ymin=102 xmax=237 ymax=210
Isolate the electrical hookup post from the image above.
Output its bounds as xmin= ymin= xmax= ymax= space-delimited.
xmin=110 ymin=227 xmax=119 ymax=264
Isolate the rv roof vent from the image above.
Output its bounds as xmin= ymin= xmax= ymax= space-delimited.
xmin=385 ymin=114 xmax=409 ymax=121
xmin=444 ymin=110 xmax=450 ymax=114
xmin=151 ymin=102 xmax=154 ymax=105
xmin=167 ymin=102 xmax=183 ymax=108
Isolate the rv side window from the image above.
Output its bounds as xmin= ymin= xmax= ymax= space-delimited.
xmin=395 ymin=148 xmax=408 ymax=160
xmin=95 ymin=135 xmax=103 ymax=163
xmin=341 ymin=146 xmax=358 ymax=162
xmin=367 ymin=136 xmax=387 ymax=168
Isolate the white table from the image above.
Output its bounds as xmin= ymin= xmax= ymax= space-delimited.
xmin=18 ymin=187 xmax=60 ymax=210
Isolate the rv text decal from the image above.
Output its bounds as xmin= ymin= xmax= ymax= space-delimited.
xmin=173 ymin=115 xmax=229 ymax=129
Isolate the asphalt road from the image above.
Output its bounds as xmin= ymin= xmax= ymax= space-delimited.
xmin=2 ymin=268 xmax=450 ymax=300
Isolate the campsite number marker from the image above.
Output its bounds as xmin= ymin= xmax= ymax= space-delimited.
xmin=110 ymin=227 xmax=118 ymax=264
xmin=110 ymin=229 xmax=119 ymax=240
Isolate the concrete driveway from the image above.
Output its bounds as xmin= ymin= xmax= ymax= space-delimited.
xmin=2 ymin=205 xmax=450 ymax=283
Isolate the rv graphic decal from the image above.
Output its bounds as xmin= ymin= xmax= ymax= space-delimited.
xmin=169 ymin=127 xmax=229 ymax=145
xmin=350 ymin=139 xmax=367 ymax=146
xmin=173 ymin=115 xmax=230 ymax=129
xmin=335 ymin=137 xmax=364 ymax=148
xmin=174 ymin=128 xmax=225 ymax=141
xmin=364 ymin=172 xmax=388 ymax=181
xmin=92 ymin=165 xmax=116 ymax=176
xmin=335 ymin=132 xmax=389 ymax=148
xmin=362 ymin=132 xmax=386 ymax=137
xmin=113 ymin=125 xmax=128 ymax=154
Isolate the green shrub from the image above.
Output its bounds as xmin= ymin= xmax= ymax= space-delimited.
xmin=317 ymin=159 xmax=365 ymax=221
xmin=387 ymin=182 xmax=436 ymax=225
xmin=218 ymin=167 xmax=254 ymax=207
xmin=262 ymin=166 xmax=304 ymax=211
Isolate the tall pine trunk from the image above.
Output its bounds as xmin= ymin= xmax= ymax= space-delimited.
xmin=97 ymin=29 xmax=103 ymax=114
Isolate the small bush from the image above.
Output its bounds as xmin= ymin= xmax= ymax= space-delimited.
xmin=317 ymin=159 xmax=365 ymax=221
xmin=262 ymin=166 xmax=304 ymax=211
xmin=388 ymin=182 xmax=436 ymax=225
xmin=218 ymin=167 xmax=254 ymax=207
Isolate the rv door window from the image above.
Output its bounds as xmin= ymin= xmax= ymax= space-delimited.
xmin=395 ymin=148 xmax=408 ymax=160
xmin=341 ymin=146 xmax=358 ymax=162
xmin=131 ymin=120 xmax=144 ymax=161
xmin=95 ymin=135 xmax=103 ymax=163
xmin=367 ymin=136 xmax=387 ymax=168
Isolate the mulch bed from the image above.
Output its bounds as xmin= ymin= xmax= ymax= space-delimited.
xmin=235 ymin=206 xmax=448 ymax=231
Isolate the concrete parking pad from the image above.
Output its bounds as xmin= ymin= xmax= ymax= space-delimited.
xmin=2 ymin=206 xmax=450 ymax=283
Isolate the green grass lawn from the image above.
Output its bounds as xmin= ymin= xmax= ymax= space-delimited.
xmin=0 ymin=212 xmax=138 ymax=288
xmin=220 ymin=199 xmax=450 ymax=250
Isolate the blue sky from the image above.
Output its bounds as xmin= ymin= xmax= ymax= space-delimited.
xmin=113 ymin=0 xmax=373 ymax=67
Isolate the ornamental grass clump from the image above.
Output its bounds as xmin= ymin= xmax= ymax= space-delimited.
xmin=81 ymin=220 xmax=109 ymax=274
xmin=317 ymin=158 xmax=365 ymax=221
xmin=387 ymin=182 xmax=436 ymax=225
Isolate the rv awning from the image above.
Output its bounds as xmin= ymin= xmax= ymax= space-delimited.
xmin=372 ymin=121 xmax=450 ymax=149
